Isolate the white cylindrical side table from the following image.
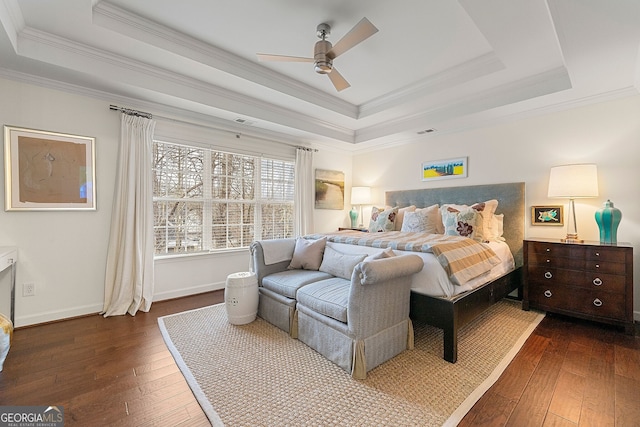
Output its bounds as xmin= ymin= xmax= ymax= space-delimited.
xmin=224 ymin=271 xmax=259 ymax=325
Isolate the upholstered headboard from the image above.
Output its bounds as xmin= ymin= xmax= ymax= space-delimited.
xmin=385 ymin=182 xmax=525 ymax=267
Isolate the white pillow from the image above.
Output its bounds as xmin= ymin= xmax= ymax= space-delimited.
xmin=401 ymin=204 xmax=440 ymax=234
xmin=488 ymin=213 xmax=506 ymax=242
xmin=288 ymin=237 xmax=326 ymax=270
xmin=416 ymin=204 xmax=444 ymax=234
xmin=319 ymin=246 xmax=367 ymax=280
xmin=394 ymin=205 xmax=416 ymax=231
xmin=471 ymin=199 xmax=499 ymax=241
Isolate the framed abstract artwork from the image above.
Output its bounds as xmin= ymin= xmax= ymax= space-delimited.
xmin=531 ymin=205 xmax=564 ymax=226
xmin=4 ymin=126 xmax=96 ymax=211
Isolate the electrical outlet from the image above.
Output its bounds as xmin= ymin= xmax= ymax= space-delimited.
xmin=23 ymin=282 xmax=35 ymax=297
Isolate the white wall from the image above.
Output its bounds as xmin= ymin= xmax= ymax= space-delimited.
xmin=0 ymin=76 xmax=352 ymax=326
xmin=353 ymin=95 xmax=640 ymax=320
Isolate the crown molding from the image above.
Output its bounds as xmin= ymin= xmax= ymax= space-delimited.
xmin=0 ymin=0 xmax=23 ymax=51
xmin=92 ymin=2 xmax=358 ymax=119
xmin=16 ymin=27 xmax=356 ymax=143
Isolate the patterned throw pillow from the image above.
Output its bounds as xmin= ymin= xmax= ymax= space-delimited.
xmin=441 ymin=206 xmax=479 ymax=239
xmin=368 ymin=206 xmax=398 ymax=233
xmin=401 ymin=204 xmax=440 ymax=234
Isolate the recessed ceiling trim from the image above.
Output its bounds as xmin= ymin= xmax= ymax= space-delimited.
xmin=16 ymin=27 xmax=356 ymax=143
xmin=355 ymin=66 xmax=572 ymax=143
xmin=358 ymin=52 xmax=505 ymax=119
xmin=92 ymin=2 xmax=359 ymax=119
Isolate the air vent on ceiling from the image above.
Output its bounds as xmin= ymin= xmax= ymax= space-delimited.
xmin=417 ymin=128 xmax=436 ymax=135
xmin=234 ymin=118 xmax=254 ymax=125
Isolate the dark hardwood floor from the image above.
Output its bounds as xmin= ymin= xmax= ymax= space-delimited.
xmin=1 ymin=292 xmax=639 ymax=426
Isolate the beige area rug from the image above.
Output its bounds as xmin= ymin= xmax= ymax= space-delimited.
xmin=158 ymin=299 xmax=544 ymax=427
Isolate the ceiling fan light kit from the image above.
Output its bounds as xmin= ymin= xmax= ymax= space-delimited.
xmin=257 ymin=18 xmax=378 ymax=91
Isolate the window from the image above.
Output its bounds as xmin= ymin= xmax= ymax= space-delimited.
xmin=153 ymin=140 xmax=294 ymax=255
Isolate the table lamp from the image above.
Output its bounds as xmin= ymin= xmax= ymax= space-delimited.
xmin=350 ymin=186 xmax=371 ymax=228
xmin=547 ymin=164 xmax=598 ymax=243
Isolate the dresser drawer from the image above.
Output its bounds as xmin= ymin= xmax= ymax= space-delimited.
xmin=572 ymin=291 xmax=626 ymax=320
xmin=528 ymin=282 xmax=626 ymax=320
xmin=528 ymin=266 xmax=626 ymax=293
xmin=527 ymin=241 xmax=585 ymax=258
xmin=528 ymin=282 xmax=574 ymax=311
xmin=585 ymin=246 xmax=628 ymax=262
xmin=526 ymin=252 xmax=584 ymax=270
xmin=584 ymin=259 xmax=626 ymax=275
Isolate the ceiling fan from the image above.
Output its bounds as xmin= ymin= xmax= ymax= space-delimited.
xmin=257 ymin=18 xmax=379 ymax=92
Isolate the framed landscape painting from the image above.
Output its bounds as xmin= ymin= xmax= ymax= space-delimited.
xmin=421 ymin=157 xmax=468 ymax=181
xmin=4 ymin=125 xmax=96 ymax=211
xmin=314 ymin=169 xmax=344 ymax=210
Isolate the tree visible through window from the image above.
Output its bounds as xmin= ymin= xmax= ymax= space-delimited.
xmin=153 ymin=140 xmax=294 ymax=255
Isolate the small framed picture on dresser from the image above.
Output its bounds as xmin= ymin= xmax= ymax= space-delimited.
xmin=531 ymin=205 xmax=564 ymax=225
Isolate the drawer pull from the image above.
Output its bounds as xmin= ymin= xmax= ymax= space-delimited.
xmin=595 ymin=252 xmax=600 ymax=257
xmin=544 ymin=290 xmax=552 ymax=298
xmin=544 ymin=271 xmax=553 ymax=279
xmin=546 ymin=248 xmax=551 ymax=252
xmin=593 ymin=277 xmax=603 ymax=286
xmin=595 ymin=264 xmax=600 ymax=268
xmin=546 ymin=259 xmax=550 ymax=263
xmin=593 ymin=298 xmax=603 ymax=307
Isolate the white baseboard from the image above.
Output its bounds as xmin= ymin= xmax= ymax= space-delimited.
xmin=16 ymin=303 xmax=104 ymax=328
xmin=153 ymin=281 xmax=225 ymax=302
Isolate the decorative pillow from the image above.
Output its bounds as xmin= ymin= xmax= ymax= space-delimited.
xmin=319 ymin=246 xmax=367 ymax=280
xmin=471 ymin=199 xmax=499 ymax=241
xmin=441 ymin=206 xmax=479 ymax=239
xmin=488 ymin=214 xmax=506 ymax=242
xmin=368 ymin=206 xmax=398 ymax=233
xmin=288 ymin=237 xmax=326 ymax=270
xmin=401 ymin=204 xmax=440 ymax=233
xmin=394 ymin=205 xmax=416 ymax=231
xmin=366 ymin=247 xmax=396 ymax=261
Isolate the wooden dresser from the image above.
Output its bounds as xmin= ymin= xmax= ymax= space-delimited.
xmin=523 ymin=238 xmax=634 ymax=334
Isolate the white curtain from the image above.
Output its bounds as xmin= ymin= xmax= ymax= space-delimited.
xmin=102 ymin=114 xmax=156 ymax=317
xmin=294 ymin=148 xmax=314 ymax=236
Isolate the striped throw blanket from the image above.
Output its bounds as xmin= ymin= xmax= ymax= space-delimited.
xmin=305 ymin=230 xmax=501 ymax=286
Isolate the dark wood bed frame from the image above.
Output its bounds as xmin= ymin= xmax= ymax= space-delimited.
xmin=386 ymin=182 xmax=525 ymax=363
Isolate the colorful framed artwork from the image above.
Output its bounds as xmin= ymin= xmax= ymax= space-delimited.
xmin=314 ymin=169 xmax=344 ymax=210
xmin=421 ymin=157 xmax=468 ymax=181
xmin=4 ymin=125 xmax=96 ymax=211
xmin=531 ymin=205 xmax=564 ymax=226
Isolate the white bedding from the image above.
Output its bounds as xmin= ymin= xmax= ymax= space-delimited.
xmin=326 ymin=240 xmax=515 ymax=299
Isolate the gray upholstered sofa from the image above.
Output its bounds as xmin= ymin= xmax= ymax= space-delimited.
xmin=250 ymin=237 xmax=424 ymax=379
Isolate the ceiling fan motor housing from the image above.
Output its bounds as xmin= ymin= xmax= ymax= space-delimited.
xmin=314 ymin=40 xmax=333 ymax=74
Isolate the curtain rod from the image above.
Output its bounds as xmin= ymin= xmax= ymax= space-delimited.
xmin=109 ymin=104 xmax=153 ymax=119
xmin=296 ymin=146 xmax=318 ymax=152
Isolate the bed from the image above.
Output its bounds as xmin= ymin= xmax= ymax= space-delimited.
xmin=308 ymin=182 xmax=525 ymax=363
xmin=386 ymin=182 xmax=525 ymax=363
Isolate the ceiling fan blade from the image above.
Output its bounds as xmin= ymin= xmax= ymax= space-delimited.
xmin=328 ymin=17 xmax=378 ymax=59
xmin=328 ymin=68 xmax=350 ymax=92
xmin=256 ymin=54 xmax=314 ymax=62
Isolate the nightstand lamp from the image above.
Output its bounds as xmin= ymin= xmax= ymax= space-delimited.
xmin=350 ymin=186 xmax=371 ymax=228
xmin=547 ymin=164 xmax=598 ymax=243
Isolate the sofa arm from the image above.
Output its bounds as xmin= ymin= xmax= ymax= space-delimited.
xmin=250 ymin=239 xmax=296 ymax=284
xmin=355 ymin=254 xmax=424 ymax=285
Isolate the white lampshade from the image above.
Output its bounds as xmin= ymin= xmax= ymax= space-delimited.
xmin=548 ymin=164 xmax=599 ymax=198
xmin=351 ymin=186 xmax=371 ymax=205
